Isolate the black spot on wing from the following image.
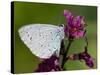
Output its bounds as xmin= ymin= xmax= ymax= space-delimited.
xmin=39 ymin=34 xmax=41 ymax=37
xmin=49 ymin=49 xmax=51 ymax=51
xmin=27 ymin=34 xmax=29 ymax=37
xmin=50 ymin=32 xmax=52 ymax=34
xmin=30 ymin=37 xmax=32 ymax=40
xmin=54 ymin=47 xmax=56 ymax=49
xmin=41 ymin=44 xmax=43 ymax=47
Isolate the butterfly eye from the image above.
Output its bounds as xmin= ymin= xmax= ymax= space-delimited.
xmin=59 ymin=24 xmax=64 ymax=27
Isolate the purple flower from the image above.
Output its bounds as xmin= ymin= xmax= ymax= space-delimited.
xmin=79 ymin=47 xmax=94 ymax=68
xmin=67 ymin=47 xmax=94 ymax=68
xmin=35 ymin=55 xmax=61 ymax=72
xmin=64 ymin=9 xmax=86 ymax=39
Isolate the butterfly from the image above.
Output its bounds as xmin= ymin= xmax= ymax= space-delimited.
xmin=18 ymin=24 xmax=65 ymax=59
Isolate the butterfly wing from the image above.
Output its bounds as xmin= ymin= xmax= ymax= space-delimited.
xmin=18 ymin=24 xmax=64 ymax=59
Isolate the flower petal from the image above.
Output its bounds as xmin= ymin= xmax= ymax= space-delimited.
xmin=64 ymin=10 xmax=72 ymax=19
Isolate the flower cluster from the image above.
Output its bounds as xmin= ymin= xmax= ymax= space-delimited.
xmin=64 ymin=10 xmax=86 ymax=39
xmin=62 ymin=9 xmax=94 ymax=69
xmin=35 ymin=55 xmax=61 ymax=72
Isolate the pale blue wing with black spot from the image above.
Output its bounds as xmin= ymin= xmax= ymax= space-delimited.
xmin=18 ymin=24 xmax=64 ymax=59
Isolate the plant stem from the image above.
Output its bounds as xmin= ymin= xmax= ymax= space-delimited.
xmin=84 ymin=30 xmax=88 ymax=47
xmin=61 ymin=40 xmax=73 ymax=69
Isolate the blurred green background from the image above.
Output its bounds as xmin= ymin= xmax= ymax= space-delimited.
xmin=13 ymin=1 xmax=97 ymax=73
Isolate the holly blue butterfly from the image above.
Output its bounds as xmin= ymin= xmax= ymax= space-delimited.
xmin=18 ymin=24 xmax=64 ymax=59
